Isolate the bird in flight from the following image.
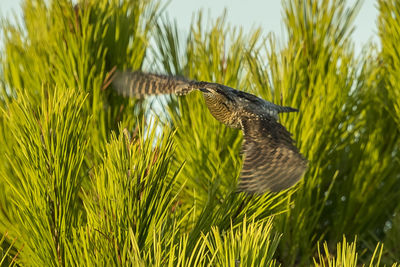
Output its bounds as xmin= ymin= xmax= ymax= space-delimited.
xmin=111 ymin=70 xmax=307 ymax=194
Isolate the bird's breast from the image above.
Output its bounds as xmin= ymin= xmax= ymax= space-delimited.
xmin=203 ymin=94 xmax=241 ymax=128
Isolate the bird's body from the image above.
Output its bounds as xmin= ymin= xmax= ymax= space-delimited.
xmin=112 ymin=70 xmax=307 ymax=194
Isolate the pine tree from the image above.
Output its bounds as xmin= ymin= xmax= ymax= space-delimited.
xmin=0 ymin=0 xmax=399 ymax=265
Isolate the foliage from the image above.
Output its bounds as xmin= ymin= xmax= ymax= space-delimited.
xmin=314 ymin=237 xmax=386 ymax=267
xmin=0 ymin=0 xmax=399 ymax=265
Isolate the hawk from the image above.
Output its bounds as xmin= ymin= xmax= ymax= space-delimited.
xmin=111 ymin=70 xmax=307 ymax=194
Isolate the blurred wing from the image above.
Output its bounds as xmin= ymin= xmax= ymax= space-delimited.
xmin=111 ymin=70 xmax=194 ymax=97
xmin=238 ymin=116 xmax=307 ymax=194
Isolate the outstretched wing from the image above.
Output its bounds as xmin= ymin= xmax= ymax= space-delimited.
xmin=238 ymin=116 xmax=307 ymax=194
xmin=111 ymin=70 xmax=195 ymax=97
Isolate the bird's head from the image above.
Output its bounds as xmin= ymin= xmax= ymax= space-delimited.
xmin=198 ymin=82 xmax=219 ymax=94
xmin=197 ymin=82 xmax=238 ymax=126
xmin=198 ymin=83 xmax=235 ymax=106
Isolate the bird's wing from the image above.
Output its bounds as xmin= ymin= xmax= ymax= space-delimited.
xmin=238 ymin=116 xmax=307 ymax=194
xmin=111 ymin=70 xmax=195 ymax=97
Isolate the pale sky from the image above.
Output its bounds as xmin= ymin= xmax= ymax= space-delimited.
xmin=1 ymin=0 xmax=379 ymax=51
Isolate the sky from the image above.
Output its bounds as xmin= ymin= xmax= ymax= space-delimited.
xmin=1 ymin=0 xmax=379 ymax=51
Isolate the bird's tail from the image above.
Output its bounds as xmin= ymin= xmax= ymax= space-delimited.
xmin=276 ymin=105 xmax=299 ymax=114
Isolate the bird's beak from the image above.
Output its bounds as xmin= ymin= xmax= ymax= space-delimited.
xmin=200 ymin=88 xmax=210 ymax=93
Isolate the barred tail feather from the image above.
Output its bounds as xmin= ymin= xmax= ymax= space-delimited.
xmin=277 ymin=105 xmax=299 ymax=113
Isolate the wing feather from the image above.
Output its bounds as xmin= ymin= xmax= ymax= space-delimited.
xmin=111 ymin=70 xmax=194 ymax=97
xmin=238 ymin=117 xmax=307 ymax=194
